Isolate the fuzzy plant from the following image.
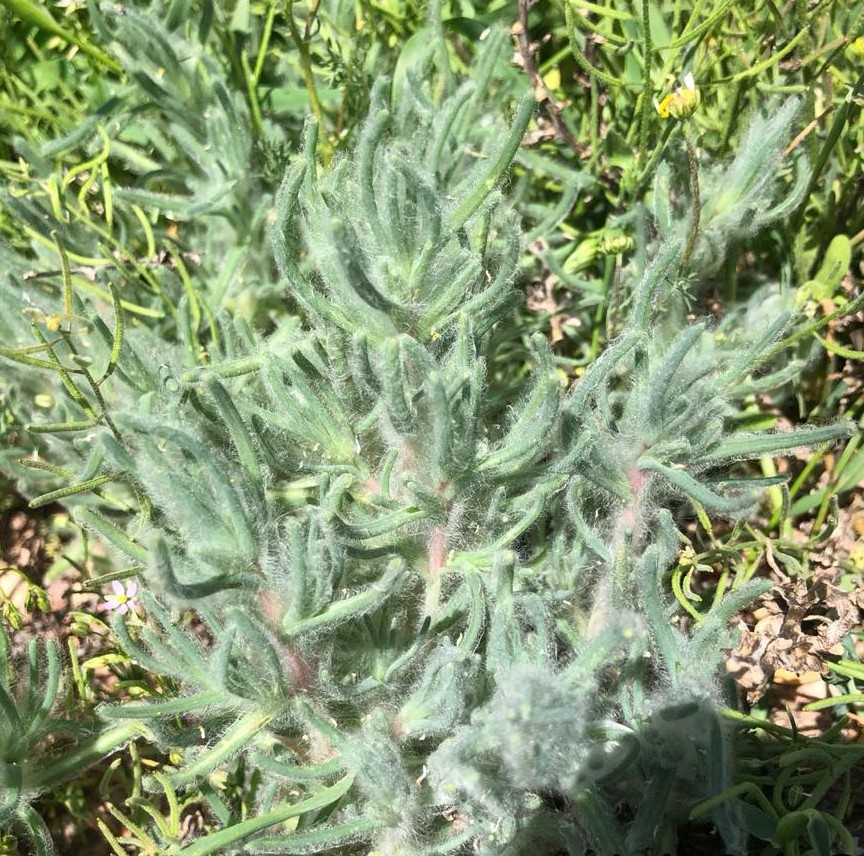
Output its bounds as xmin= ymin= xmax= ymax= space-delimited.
xmin=0 ymin=23 xmax=858 ymax=856
xmin=649 ymin=95 xmax=811 ymax=295
xmin=0 ymin=3 xmax=291 ymax=506
xmin=0 ymin=624 xmax=145 ymax=855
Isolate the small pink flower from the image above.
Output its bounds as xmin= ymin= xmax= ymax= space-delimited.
xmin=103 ymin=580 xmax=140 ymax=615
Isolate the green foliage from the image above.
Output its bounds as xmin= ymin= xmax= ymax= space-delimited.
xmin=0 ymin=624 xmax=140 ymax=854
xmin=1 ymin=2 xmax=863 ymax=855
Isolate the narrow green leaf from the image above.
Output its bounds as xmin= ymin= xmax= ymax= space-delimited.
xmin=29 ymin=474 xmax=115 ymax=509
xmin=74 ymin=508 xmax=148 ymax=563
xmin=166 ymin=708 xmax=275 ymax=790
xmin=0 ymin=345 xmax=80 ymax=372
xmin=283 ymin=561 xmax=404 ymax=637
xmin=637 ymin=457 xmax=757 ymax=512
xmin=448 ymin=91 xmax=534 ymax=231
xmin=174 ymin=774 xmax=356 ymax=856
xmin=704 ymin=423 xmax=855 ymax=464
xmin=99 ymin=281 xmax=125 ymax=384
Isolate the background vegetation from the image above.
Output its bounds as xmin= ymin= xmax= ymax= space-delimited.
xmin=1 ymin=0 xmax=863 ymax=854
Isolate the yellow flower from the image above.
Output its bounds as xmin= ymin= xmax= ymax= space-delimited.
xmin=654 ymin=72 xmax=700 ymax=120
xmin=598 ymin=233 xmax=634 ymax=256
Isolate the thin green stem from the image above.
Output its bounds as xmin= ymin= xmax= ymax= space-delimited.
xmin=253 ymin=2 xmax=277 ymax=84
xmin=682 ymin=130 xmax=701 ymax=269
xmin=638 ymin=0 xmax=653 ymax=168
xmin=241 ymin=51 xmax=264 ymax=140
xmin=286 ymin=0 xmax=329 ymax=161
xmin=564 ymin=0 xmax=628 ymax=89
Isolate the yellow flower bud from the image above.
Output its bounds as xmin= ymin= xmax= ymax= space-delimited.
xmin=654 ymin=72 xmax=700 ymax=120
xmin=598 ymin=234 xmax=634 ymax=256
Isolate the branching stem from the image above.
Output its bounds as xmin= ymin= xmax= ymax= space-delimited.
xmin=286 ymin=0 xmax=329 ymax=161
